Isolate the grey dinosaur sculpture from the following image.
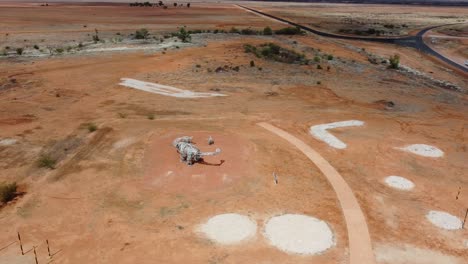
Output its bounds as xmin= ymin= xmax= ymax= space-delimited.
xmin=173 ymin=136 xmax=221 ymax=165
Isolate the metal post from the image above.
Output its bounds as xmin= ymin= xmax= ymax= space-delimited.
xmin=33 ymin=246 xmax=38 ymax=264
xmin=17 ymin=232 xmax=24 ymax=255
xmin=463 ymin=208 xmax=468 ymax=229
xmin=46 ymin=240 xmax=51 ymax=257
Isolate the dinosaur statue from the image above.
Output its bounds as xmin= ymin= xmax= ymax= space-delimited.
xmin=172 ymin=136 xmax=221 ymax=165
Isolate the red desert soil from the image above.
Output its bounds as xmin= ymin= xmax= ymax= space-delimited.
xmin=0 ymin=2 xmax=467 ymax=264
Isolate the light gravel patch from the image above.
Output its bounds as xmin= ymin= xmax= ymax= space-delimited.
xmin=426 ymin=210 xmax=462 ymax=230
xmin=119 ymin=78 xmax=227 ymax=98
xmin=0 ymin=138 xmax=17 ymax=146
xmin=112 ymin=137 xmax=136 ymax=150
xmin=384 ymin=176 xmax=415 ymax=190
xmin=376 ymin=244 xmax=463 ymax=264
xmin=309 ymin=120 xmax=364 ymax=149
xmin=396 ymin=144 xmax=444 ymax=158
xmin=200 ymin=213 xmax=257 ymax=245
xmin=264 ymin=214 xmax=335 ymax=255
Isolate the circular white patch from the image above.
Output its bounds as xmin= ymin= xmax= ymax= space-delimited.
xmin=264 ymin=214 xmax=335 ymax=255
xmin=398 ymin=144 xmax=444 ymax=158
xmin=384 ymin=176 xmax=415 ymax=190
xmin=426 ymin=210 xmax=462 ymax=230
xmin=0 ymin=138 xmax=17 ymax=146
xmin=200 ymin=213 xmax=257 ymax=245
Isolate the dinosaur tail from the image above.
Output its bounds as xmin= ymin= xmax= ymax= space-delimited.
xmin=200 ymin=148 xmax=221 ymax=157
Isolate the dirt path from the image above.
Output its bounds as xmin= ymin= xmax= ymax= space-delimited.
xmin=258 ymin=122 xmax=375 ymax=264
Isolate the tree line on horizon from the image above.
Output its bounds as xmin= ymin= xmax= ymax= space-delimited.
xmin=129 ymin=1 xmax=191 ymax=8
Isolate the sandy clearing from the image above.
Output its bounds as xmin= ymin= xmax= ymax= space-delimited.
xmin=199 ymin=213 xmax=257 ymax=245
xmin=309 ymin=120 xmax=364 ymax=149
xmin=384 ymin=176 xmax=415 ymax=191
xmin=258 ymin=122 xmax=375 ymax=264
xmin=119 ymin=78 xmax=227 ymax=98
xmin=375 ymin=244 xmax=463 ymax=264
xmin=396 ymin=144 xmax=444 ymax=158
xmin=112 ymin=137 xmax=136 ymax=150
xmin=264 ymin=214 xmax=335 ymax=255
xmin=426 ymin=210 xmax=462 ymax=230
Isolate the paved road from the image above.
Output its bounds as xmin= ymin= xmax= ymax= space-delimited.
xmin=238 ymin=5 xmax=467 ymax=73
xmin=258 ymin=122 xmax=376 ymax=264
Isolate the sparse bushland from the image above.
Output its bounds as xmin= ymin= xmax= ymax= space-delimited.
xmin=274 ymin=26 xmax=304 ymax=35
xmin=135 ymin=28 xmax=149 ymax=39
xmin=37 ymin=155 xmax=56 ymax=169
xmin=389 ymin=54 xmax=400 ymax=69
xmin=0 ymin=182 xmax=17 ymax=204
xmin=244 ymin=43 xmax=307 ymax=64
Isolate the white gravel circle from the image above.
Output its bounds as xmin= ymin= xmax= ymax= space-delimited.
xmin=426 ymin=210 xmax=462 ymax=230
xmin=200 ymin=213 xmax=257 ymax=245
xmin=397 ymin=144 xmax=444 ymax=158
xmin=264 ymin=214 xmax=335 ymax=255
xmin=384 ymin=176 xmax=415 ymax=190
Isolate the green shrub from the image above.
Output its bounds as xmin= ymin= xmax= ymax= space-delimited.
xmin=56 ymin=48 xmax=64 ymax=53
xmin=263 ymin=26 xmax=273 ymax=35
xmin=327 ymin=54 xmax=333 ymax=60
xmin=147 ymin=113 xmax=155 ymax=120
xmin=317 ymin=64 xmax=322 ymax=69
xmin=176 ymin=27 xmax=191 ymax=43
xmin=33 ymin=45 xmax=39 ymax=50
xmin=389 ymin=54 xmax=400 ymax=69
xmin=16 ymin=48 xmax=23 ymax=55
xmin=37 ymin=155 xmax=56 ymax=169
xmin=0 ymin=182 xmax=17 ymax=204
xmin=135 ymin=28 xmax=149 ymax=39
xmin=244 ymin=43 xmax=306 ymax=64
xmin=87 ymin=123 xmax=98 ymax=132
xmin=314 ymin=56 xmax=320 ymax=62
xmin=229 ymin=27 xmax=240 ymax=34
xmin=274 ymin=26 xmax=304 ymax=35
xmin=240 ymin=28 xmax=258 ymax=35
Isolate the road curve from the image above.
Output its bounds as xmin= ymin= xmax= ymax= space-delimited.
xmin=258 ymin=122 xmax=375 ymax=264
xmin=237 ymin=5 xmax=467 ymax=73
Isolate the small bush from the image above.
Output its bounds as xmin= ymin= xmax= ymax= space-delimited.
xmin=240 ymin=28 xmax=258 ymax=35
xmin=313 ymin=56 xmax=320 ymax=62
xmin=55 ymin=48 xmax=64 ymax=53
xmin=0 ymin=182 xmax=17 ymax=204
xmin=196 ymin=64 xmax=201 ymax=68
xmin=388 ymin=54 xmax=400 ymax=69
xmin=135 ymin=28 xmax=149 ymax=39
xmin=16 ymin=48 xmax=23 ymax=55
xmin=229 ymin=27 xmax=240 ymax=34
xmin=327 ymin=54 xmax=333 ymax=60
xmin=147 ymin=113 xmax=155 ymax=120
xmin=33 ymin=45 xmax=39 ymax=50
xmin=317 ymin=81 xmax=321 ymax=85
xmin=37 ymin=155 xmax=56 ymax=169
xmin=118 ymin=112 xmax=127 ymax=118
xmin=250 ymin=60 xmax=255 ymax=67
xmin=317 ymin=64 xmax=322 ymax=69
xmin=176 ymin=27 xmax=191 ymax=43
xmin=78 ymin=43 xmax=83 ymax=48
xmin=263 ymin=26 xmax=273 ymax=35
xmin=244 ymin=43 xmax=306 ymax=64
xmin=274 ymin=26 xmax=304 ymax=35
xmin=87 ymin=123 xmax=98 ymax=132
